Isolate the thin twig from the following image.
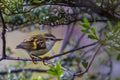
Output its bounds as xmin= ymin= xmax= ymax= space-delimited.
xmin=74 ymin=45 xmax=102 ymax=77
xmin=0 ymin=68 xmax=47 ymax=75
xmin=0 ymin=10 xmax=7 ymax=58
xmin=74 ymin=34 xmax=85 ymax=48
xmin=58 ymin=23 xmax=75 ymax=54
xmin=0 ymin=61 xmax=72 ymax=75
xmin=104 ymin=48 xmax=113 ymax=80
xmin=107 ymin=53 xmax=112 ymax=80
xmin=58 ymin=25 xmax=69 ymax=54
xmin=47 ymin=42 xmax=98 ymax=60
xmin=77 ymin=44 xmax=99 ymax=69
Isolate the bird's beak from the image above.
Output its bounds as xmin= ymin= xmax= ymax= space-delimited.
xmin=55 ymin=38 xmax=63 ymax=41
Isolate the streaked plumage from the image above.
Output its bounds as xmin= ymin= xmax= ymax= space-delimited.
xmin=16 ymin=33 xmax=62 ymax=64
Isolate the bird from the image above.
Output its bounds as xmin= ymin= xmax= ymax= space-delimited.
xmin=16 ymin=33 xmax=62 ymax=64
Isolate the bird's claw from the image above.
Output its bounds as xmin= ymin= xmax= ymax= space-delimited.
xmin=30 ymin=55 xmax=38 ymax=64
xmin=38 ymin=56 xmax=49 ymax=65
xmin=30 ymin=55 xmax=49 ymax=65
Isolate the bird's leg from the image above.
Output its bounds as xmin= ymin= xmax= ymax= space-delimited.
xmin=29 ymin=54 xmax=49 ymax=65
xmin=37 ymin=56 xmax=49 ymax=65
xmin=29 ymin=55 xmax=38 ymax=64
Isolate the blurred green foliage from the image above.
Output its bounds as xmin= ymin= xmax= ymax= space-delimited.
xmin=81 ymin=60 xmax=88 ymax=68
xmin=78 ymin=18 xmax=120 ymax=51
xmin=0 ymin=0 xmax=120 ymax=80
xmin=116 ymin=78 xmax=120 ymax=80
xmin=32 ymin=76 xmax=44 ymax=80
xmin=0 ymin=0 xmax=71 ymax=29
xmin=47 ymin=61 xmax=63 ymax=80
xmin=116 ymin=54 xmax=120 ymax=60
xmin=78 ymin=17 xmax=98 ymax=40
xmin=0 ymin=61 xmax=32 ymax=80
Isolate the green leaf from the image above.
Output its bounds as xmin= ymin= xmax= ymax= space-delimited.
xmin=81 ymin=29 xmax=90 ymax=34
xmin=113 ymin=22 xmax=120 ymax=33
xmin=77 ymin=22 xmax=90 ymax=29
xmin=47 ymin=61 xmax=63 ymax=77
xmin=107 ymin=21 xmax=112 ymax=30
xmin=56 ymin=62 xmax=61 ymax=70
xmin=88 ymin=35 xmax=97 ymax=40
xmin=38 ymin=76 xmax=43 ymax=80
xmin=32 ymin=76 xmax=44 ymax=80
xmin=82 ymin=60 xmax=88 ymax=68
xmin=91 ymin=27 xmax=96 ymax=35
xmin=76 ymin=21 xmax=82 ymax=26
xmin=83 ymin=17 xmax=90 ymax=28
xmin=83 ymin=17 xmax=89 ymax=24
xmin=55 ymin=62 xmax=63 ymax=76
xmin=104 ymin=31 xmax=108 ymax=38
xmin=82 ymin=23 xmax=90 ymax=29
xmin=77 ymin=18 xmax=90 ymax=28
xmin=47 ymin=70 xmax=58 ymax=75
xmin=116 ymin=54 xmax=120 ymax=60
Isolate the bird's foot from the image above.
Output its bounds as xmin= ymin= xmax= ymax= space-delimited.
xmin=29 ymin=55 xmax=38 ymax=64
xmin=38 ymin=56 xmax=49 ymax=65
xmin=29 ymin=55 xmax=50 ymax=65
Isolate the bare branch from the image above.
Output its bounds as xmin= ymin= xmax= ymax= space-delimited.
xmin=74 ymin=45 xmax=102 ymax=77
xmin=0 ymin=10 xmax=7 ymax=58
xmin=0 ymin=68 xmax=47 ymax=75
xmin=58 ymin=23 xmax=76 ymax=54
xmin=46 ymin=42 xmax=98 ymax=60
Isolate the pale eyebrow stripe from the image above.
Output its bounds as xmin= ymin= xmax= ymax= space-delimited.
xmin=44 ymin=34 xmax=56 ymax=38
xmin=45 ymin=37 xmax=55 ymax=38
xmin=45 ymin=37 xmax=56 ymax=41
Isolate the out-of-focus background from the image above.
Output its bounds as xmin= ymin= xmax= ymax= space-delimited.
xmin=0 ymin=0 xmax=120 ymax=80
xmin=0 ymin=27 xmax=65 ymax=79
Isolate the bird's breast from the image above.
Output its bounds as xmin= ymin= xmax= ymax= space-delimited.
xmin=29 ymin=48 xmax=49 ymax=56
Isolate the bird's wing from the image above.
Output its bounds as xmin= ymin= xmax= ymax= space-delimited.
xmin=36 ymin=40 xmax=46 ymax=50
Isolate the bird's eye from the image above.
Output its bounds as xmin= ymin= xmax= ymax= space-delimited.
xmin=50 ymin=38 xmax=54 ymax=40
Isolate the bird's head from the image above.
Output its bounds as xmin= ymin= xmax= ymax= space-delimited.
xmin=44 ymin=33 xmax=63 ymax=50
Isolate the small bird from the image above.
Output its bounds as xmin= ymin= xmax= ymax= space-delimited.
xmin=16 ymin=33 xmax=62 ymax=64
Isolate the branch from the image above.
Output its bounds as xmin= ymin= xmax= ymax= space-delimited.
xmin=107 ymin=53 xmax=112 ymax=80
xmin=0 ymin=68 xmax=47 ymax=75
xmin=7 ymin=18 xmax=110 ymax=32
xmin=74 ymin=45 xmax=102 ymax=78
xmin=0 ymin=42 xmax=97 ymax=62
xmin=58 ymin=23 xmax=75 ymax=54
xmin=27 ymin=0 xmax=120 ymax=21
xmin=104 ymin=48 xmax=113 ymax=80
xmin=0 ymin=10 xmax=7 ymax=58
xmin=46 ymin=42 xmax=98 ymax=60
